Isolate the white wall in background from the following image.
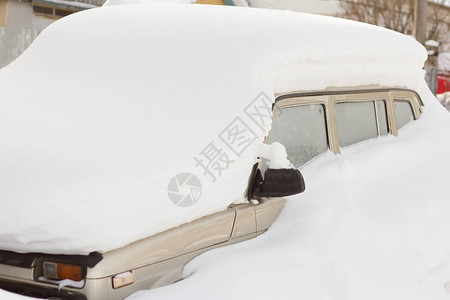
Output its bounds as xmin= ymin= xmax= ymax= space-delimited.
xmin=0 ymin=0 xmax=53 ymax=68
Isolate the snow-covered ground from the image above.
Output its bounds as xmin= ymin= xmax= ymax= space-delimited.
xmin=126 ymin=86 xmax=450 ymax=299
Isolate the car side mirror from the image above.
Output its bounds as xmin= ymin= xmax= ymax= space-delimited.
xmin=247 ymin=165 xmax=306 ymax=200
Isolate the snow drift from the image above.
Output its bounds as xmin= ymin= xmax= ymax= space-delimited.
xmin=127 ymin=83 xmax=450 ymax=300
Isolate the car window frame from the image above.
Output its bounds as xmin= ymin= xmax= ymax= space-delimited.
xmin=331 ymin=92 xmax=390 ymax=149
xmin=388 ymin=90 xmax=421 ymax=135
xmin=271 ymin=88 xmax=422 ymax=163
xmin=271 ymin=94 xmax=332 ymax=141
xmin=269 ymin=98 xmax=331 ymax=167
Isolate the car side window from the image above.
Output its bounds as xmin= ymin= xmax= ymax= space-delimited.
xmin=393 ymin=99 xmax=414 ymax=130
xmin=268 ymin=104 xmax=328 ymax=167
xmin=335 ymin=100 xmax=388 ymax=147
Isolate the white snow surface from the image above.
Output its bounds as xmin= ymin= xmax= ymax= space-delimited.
xmin=258 ymin=143 xmax=291 ymax=169
xmin=0 ymin=4 xmax=429 ymax=255
xmin=127 ymin=84 xmax=450 ymax=299
xmin=37 ymin=277 xmax=85 ymax=290
xmin=425 ymin=39 xmax=440 ymax=47
xmin=0 ymin=290 xmax=35 ymax=300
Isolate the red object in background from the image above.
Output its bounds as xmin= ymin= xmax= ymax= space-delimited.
xmin=437 ymin=76 xmax=450 ymax=95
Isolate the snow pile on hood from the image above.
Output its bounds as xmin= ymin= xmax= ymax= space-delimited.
xmin=127 ymin=84 xmax=450 ymax=299
xmin=0 ymin=4 xmax=427 ymax=255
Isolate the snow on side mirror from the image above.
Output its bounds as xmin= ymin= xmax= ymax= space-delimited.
xmin=247 ymin=142 xmax=306 ymax=200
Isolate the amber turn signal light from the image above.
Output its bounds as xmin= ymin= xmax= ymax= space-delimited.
xmin=43 ymin=261 xmax=84 ymax=282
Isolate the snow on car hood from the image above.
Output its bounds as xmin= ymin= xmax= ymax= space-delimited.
xmin=0 ymin=4 xmax=428 ymax=255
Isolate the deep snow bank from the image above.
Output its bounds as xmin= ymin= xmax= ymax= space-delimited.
xmin=0 ymin=4 xmax=428 ymax=255
xmin=127 ymin=84 xmax=450 ymax=299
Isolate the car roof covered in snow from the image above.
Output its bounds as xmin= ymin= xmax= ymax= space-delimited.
xmin=0 ymin=4 xmax=428 ymax=255
xmin=5 ymin=3 xmax=427 ymax=93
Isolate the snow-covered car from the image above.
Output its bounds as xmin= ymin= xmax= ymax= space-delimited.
xmin=1 ymin=2 xmax=449 ymax=300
